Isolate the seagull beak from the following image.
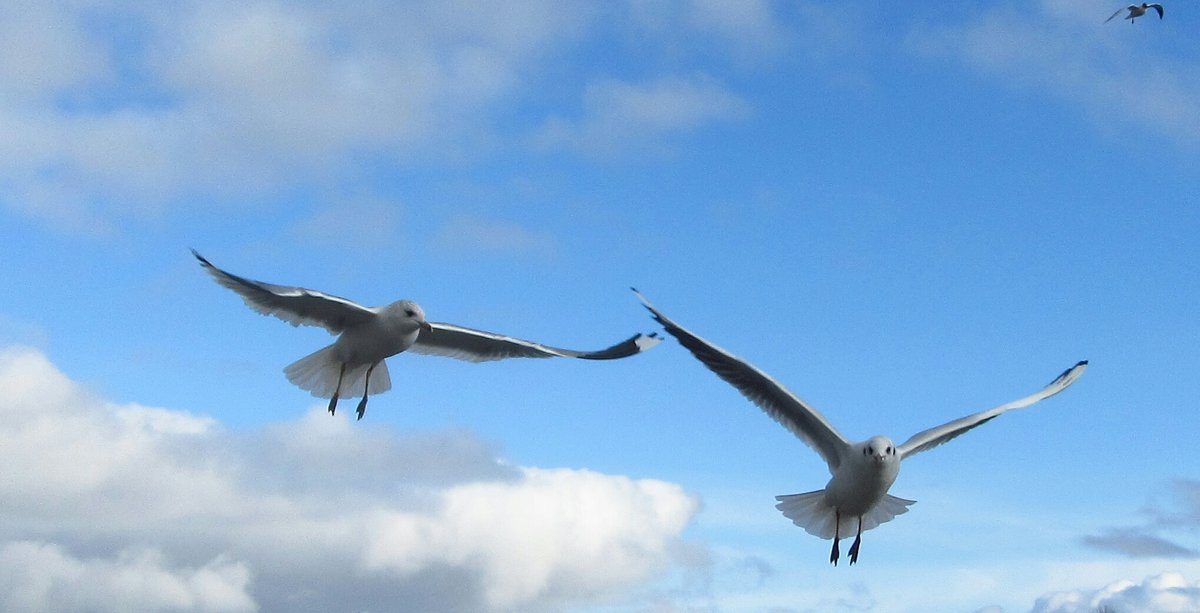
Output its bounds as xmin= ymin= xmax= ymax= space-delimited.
xmin=421 ymin=321 xmax=432 ymax=333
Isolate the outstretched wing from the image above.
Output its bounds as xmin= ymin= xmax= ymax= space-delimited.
xmin=193 ymin=250 xmax=377 ymax=334
xmin=635 ymin=289 xmax=851 ymax=472
xmin=1150 ymin=4 xmax=1164 ymax=19
xmin=410 ymin=322 xmax=661 ymax=362
xmin=897 ymin=360 xmax=1088 ymax=460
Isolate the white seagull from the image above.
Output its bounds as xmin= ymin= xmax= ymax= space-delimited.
xmin=194 ymin=250 xmax=661 ymax=420
xmin=635 ymin=290 xmax=1087 ymax=565
xmin=1106 ymin=3 xmax=1164 ymax=23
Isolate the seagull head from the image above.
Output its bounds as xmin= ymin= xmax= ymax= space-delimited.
xmin=859 ymin=436 xmax=898 ymax=466
xmin=393 ymin=300 xmax=432 ymax=332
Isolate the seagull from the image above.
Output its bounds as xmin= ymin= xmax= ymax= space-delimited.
xmin=193 ymin=250 xmax=661 ymax=420
xmin=634 ymin=290 xmax=1087 ymax=566
xmin=1106 ymin=3 xmax=1164 ymax=23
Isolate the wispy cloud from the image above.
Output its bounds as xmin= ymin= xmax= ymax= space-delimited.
xmin=1081 ymin=479 xmax=1200 ymax=560
xmin=906 ymin=1 xmax=1200 ymax=146
xmin=0 ymin=346 xmax=699 ymax=612
xmin=532 ymin=74 xmax=749 ymax=156
xmin=0 ymin=2 xmax=783 ymax=234
xmin=288 ymin=195 xmax=405 ymax=254
xmin=1082 ymin=528 xmax=1200 ymax=559
xmin=432 ymin=213 xmax=559 ymax=259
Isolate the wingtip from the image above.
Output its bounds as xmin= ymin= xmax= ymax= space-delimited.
xmin=630 ymin=287 xmax=657 ymax=311
xmin=191 ymin=248 xmax=213 ymax=268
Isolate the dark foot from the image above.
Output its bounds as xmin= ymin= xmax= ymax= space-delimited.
xmin=829 ymin=539 xmax=839 ymax=566
xmin=327 ymin=394 xmax=339 ymax=416
xmin=849 ymin=534 xmax=861 ymax=565
xmin=356 ymin=396 xmax=368 ymax=421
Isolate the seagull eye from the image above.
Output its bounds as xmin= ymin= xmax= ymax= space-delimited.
xmin=404 ymin=309 xmax=416 ymax=317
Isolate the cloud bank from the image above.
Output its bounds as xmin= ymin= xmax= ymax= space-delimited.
xmin=1032 ymin=572 xmax=1200 ymax=613
xmin=0 ymin=346 xmax=699 ymax=612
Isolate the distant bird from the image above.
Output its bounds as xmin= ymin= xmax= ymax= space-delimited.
xmin=635 ymin=290 xmax=1087 ymax=565
xmin=1106 ymin=3 xmax=1164 ymax=23
xmin=193 ymin=250 xmax=660 ymax=419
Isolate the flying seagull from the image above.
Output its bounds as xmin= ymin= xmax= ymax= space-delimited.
xmin=1106 ymin=3 xmax=1164 ymax=22
xmin=635 ymin=290 xmax=1087 ymax=565
xmin=193 ymin=250 xmax=661 ymax=419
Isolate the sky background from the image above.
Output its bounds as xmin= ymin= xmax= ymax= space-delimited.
xmin=0 ymin=1 xmax=1198 ymax=611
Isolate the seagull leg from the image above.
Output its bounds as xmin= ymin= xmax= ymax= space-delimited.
xmin=355 ymin=362 xmax=377 ymax=421
xmin=830 ymin=510 xmax=841 ymax=566
xmin=849 ymin=516 xmax=863 ymax=565
xmin=328 ymin=364 xmax=346 ymax=416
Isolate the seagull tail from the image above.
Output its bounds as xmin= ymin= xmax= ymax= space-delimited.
xmin=283 ymin=346 xmax=393 ymax=398
xmin=775 ymin=491 xmax=916 ymax=540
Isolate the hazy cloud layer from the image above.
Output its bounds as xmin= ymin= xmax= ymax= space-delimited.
xmin=0 ymin=346 xmax=699 ymax=612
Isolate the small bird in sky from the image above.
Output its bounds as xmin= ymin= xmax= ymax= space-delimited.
xmin=635 ymin=290 xmax=1087 ymax=565
xmin=193 ymin=250 xmax=660 ymax=419
xmin=1106 ymin=3 xmax=1164 ymax=23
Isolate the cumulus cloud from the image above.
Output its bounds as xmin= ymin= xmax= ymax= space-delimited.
xmin=0 ymin=543 xmax=254 ymax=613
xmin=0 ymin=346 xmax=699 ymax=612
xmin=906 ymin=1 xmax=1200 ymax=146
xmin=1031 ymin=572 xmax=1200 ymax=613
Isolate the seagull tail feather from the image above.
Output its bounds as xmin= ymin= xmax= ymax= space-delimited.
xmin=775 ymin=491 xmax=916 ymax=540
xmin=284 ymin=346 xmax=393 ymax=399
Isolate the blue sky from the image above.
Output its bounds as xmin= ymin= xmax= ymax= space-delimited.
xmin=1 ymin=1 xmax=1198 ymax=611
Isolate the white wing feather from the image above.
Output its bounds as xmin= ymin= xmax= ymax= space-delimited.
xmin=635 ymin=290 xmax=851 ymax=472
xmin=194 ymin=250 xmax=377 ymax=334
xmin=897 ymin=360 xmax=1088 ymax=459
xmin=1104 ymin=6 xmax=1130 ymax=22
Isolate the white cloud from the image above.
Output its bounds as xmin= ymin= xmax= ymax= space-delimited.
xmin=533 ymin=74 xmax=749 ymax=155
xmin=0 ymin=2 xmax=112 ymax=103
xmin=0 ymin=542 xmax=254 ymax=613
xmin=0 ymin=346 xmax=700 ymax=612
xmin=1032 ymin=572 xmax=1200 ymax=613
xmin=906 ymin=1 xmax=1200 ymax=145
xmin=0 ymin=1 xmax=599 ymax=232
xmin=0 ymin=1 xmax=782 ymax=233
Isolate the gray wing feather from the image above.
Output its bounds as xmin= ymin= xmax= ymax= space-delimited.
xmin=635 ymin=290 xmax=851 ymax=472
xmin=410 ymin=322 xmax=661 ymax=363
xmin=897 ymin=360 xmax=1088 ymax=459
xmin=193 ymin=250 xmax=377 ymax=334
